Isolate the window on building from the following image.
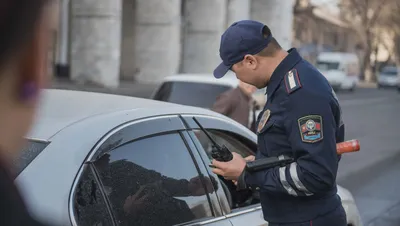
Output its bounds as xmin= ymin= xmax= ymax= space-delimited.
xmin=93 ymin=133 xmax=214 ymax=226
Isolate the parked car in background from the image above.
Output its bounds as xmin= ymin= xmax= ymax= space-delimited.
xmin=377 ymin=66 xmax=398 ymax=88
xmin=151 ymin=73 xmax=266 ymax=116
xmin=17 ymin=89 xmax=362 ymax=226
xmin=316 ymin=52 xmax=360 ymax=92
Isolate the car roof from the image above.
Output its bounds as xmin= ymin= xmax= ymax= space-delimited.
xmin=28 ymin=89 xmax=221 ymax=140
xmin=317 ymin=52 xmax=358 ymax=62
xmin=162 ymin=73 xmax=239 ymax=87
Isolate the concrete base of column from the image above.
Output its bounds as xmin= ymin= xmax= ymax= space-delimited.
xmin=70 ymin=0 xmax=122 ymax=88
xmin=55 ymin=64 xmax=70 ymax=78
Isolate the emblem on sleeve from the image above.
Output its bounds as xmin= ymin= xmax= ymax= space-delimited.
xmin=257 ymin=109 xmax=271 ymax=133
xmin=284 ymin=69 xmax=302 ymax=94
xmin=297 ymin=115 xmax=323 ymax=143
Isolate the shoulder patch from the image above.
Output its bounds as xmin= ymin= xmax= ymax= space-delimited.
xmin=297 ymin=115 xmax=323 ymax=143
xmin=284 ymin=69 xmax=302 ymax=94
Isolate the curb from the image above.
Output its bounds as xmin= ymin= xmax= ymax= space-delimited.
xmin=357 ymin=82 xmax=377 ymax=88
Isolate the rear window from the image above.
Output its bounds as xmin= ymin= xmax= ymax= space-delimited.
xmin=316 ymin=61 xmax=340 ymax=70
xmin=12 ymin=139 xmax=49 ymax=178
xmin=381 ymin=67 xmax=398 ymax=76
xmin=153 ymin=81 xmax=231 ymax=109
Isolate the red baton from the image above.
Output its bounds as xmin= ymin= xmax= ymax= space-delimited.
xmin=336 ymin=139 xmax=360 ymax=155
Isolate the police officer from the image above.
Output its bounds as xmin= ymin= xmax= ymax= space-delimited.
xmin=211 ymin=20 xmax=346 ymax=226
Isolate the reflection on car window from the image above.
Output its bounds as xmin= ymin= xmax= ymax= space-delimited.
xmin=73 ymin=165 xmax=114 ymax=226
xmin=93 ymin=133 xmax=215 ymax=226
xmin=153 ymin=81 xmax=231 ymax=109
xmin=12 ymin=139 xmax=49 ymax=178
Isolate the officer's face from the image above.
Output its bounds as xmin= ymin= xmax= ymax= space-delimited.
xmin=232 ymin=55 xmax=268 ymax=89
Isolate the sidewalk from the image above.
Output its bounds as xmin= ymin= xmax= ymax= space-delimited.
xmin=50 ymin=78 xmax=158 ymax=99
xmin=357 ymin=81 xmax=377 ymax=88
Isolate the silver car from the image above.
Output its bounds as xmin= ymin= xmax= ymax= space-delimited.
xmin=16 ymin=89 xmax=362 ymax=226
xmin=378 ymin=66 xmax=398 ymax=88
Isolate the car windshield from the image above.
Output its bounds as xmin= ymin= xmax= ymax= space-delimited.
xmin=381 ymin=67 xmax=398 ymax=76
xmin=316 ymin=61 xmax=340 ymax=70
xmin=153 ymin=81 xmax=232 ymax=109
xmin=11 ymin=139 xmax=49 ymax=178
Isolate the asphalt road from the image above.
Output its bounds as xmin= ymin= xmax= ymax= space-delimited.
xmin=335 ymin=87 xmax=400 ymax=225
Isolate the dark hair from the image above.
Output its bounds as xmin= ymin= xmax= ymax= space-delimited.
xmin=0 ymin=0 xmax=49 ymax=69
xmin=257 ymin=25 xmax=282 ymax=57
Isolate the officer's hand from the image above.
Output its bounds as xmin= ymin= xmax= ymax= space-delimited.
xmin=211 ymin=152 xmax=246 ymax=181
xmin=244 ymin=155 xmax=255 ymax=162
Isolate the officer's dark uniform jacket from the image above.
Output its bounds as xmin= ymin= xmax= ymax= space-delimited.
xmin=244 ymin=48 xmax=345 ymax=223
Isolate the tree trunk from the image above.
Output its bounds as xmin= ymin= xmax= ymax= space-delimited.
xmin=361 ymin=29 xmax=373 ymax=82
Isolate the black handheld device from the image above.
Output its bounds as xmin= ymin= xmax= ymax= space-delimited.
xmin=245 ymin=156 xmax=294 ymax=172
xmin=192 ymin=117 xmax=233 ymax=162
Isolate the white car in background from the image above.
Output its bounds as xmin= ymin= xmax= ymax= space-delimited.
xmin=151 ymin=73 xmax=266 ymax=116
xmin=377 ymin=66 xmax=398 ymax=88
xmin=316 ymin=52 xmax=360 ymax=92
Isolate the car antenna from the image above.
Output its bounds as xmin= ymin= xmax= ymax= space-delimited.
xmin=192 ymin=117 xmax=233 ymax=162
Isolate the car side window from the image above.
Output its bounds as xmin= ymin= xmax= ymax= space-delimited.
xmin=192 ymin=129 xmax=260 ymax=210
xmin=73 ymin=164 xmax=114 ymax=226
xmin=92 ymin=132 xmax=215 ymax=226
xmin=193 ymin=129 xmax=255 ymax=161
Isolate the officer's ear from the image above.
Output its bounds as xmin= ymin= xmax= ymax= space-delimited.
xmin=243 ymin=54 xmax=258 ymax=70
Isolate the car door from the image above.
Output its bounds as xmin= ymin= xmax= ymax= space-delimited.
xmin=70 ymin=115 xmax=232 ymax=226
xmin=180 ymin=115 xmax=268 ymax=226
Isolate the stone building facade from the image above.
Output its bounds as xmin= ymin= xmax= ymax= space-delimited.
xmin=53 ymin=0 xmax=294 ymax=87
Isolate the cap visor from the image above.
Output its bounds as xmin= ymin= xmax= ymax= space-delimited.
xmin=213 ymin=63 xmax=230 ymax=79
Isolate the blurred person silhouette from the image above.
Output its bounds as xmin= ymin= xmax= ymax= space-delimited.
xmin=87 ymin=153 xmax=218 ymax=226
xmin=211 ymin=80 xmax=259 ymax=133
xmin=0 ymin=0 xmax=56 ymax=225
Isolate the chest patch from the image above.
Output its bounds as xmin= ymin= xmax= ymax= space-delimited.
xmin=257 ymin=109 xmax=271 ymax=133
xmin=298 ymin=115 xmax=323 ymax=143
xmin=284 ymin=69 xmax=302 ymax=94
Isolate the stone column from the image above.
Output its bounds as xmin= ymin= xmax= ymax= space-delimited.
xmin=251 ymin=0 xmax=295 ymax=50
xmin=130 ymin=0 xmax=182 ymax=83
xmin=227 ymin=0 xmax=251 ymax=26
xmin=70 ymin=0 xmax=122 ymax=87
xmin=119 ymin=0 xmax=136 ymax=81
xmin=181 ymin=0 xmax=227 ymax=74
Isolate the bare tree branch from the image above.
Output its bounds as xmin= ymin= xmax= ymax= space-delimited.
xmin=366 ymin=0 xmax=388 ymax=29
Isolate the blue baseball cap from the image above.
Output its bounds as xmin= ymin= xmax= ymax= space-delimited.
xmin=213 ymin=20 xmax=273 ymax=78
